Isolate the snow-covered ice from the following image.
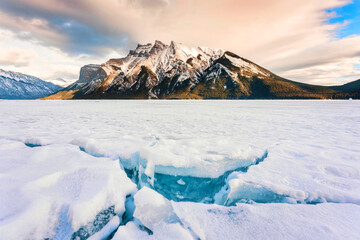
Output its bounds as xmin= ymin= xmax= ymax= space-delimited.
xmin=0 ymin=100 xmax=359 ymax=239
xmin=172 ymin=201 xmax=360 ymax=240
xmin=0 ymin=139 xmax=136 ymax=239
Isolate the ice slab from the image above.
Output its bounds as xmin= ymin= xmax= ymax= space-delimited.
xmin=0 ymin=139 xmax=136 ymax=240
xmin=124 ymin=187 xmax=194 ymax=239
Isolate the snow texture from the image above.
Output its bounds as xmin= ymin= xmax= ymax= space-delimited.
xmin=0 ymin=100 xmax=359 ymax=239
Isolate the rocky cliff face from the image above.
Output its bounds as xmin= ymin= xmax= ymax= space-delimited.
xmin=45 ymin=41 xmax=358 ymax=99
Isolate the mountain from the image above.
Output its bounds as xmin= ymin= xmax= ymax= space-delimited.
xmin=0 ymin=69 xmax=63 ymax=99
xmin=45 ymin=41 xmax=359 ymax=99
xmin=330 ymin=79 xmax=360 ymax=98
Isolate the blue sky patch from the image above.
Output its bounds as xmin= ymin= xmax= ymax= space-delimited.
xmin=51 ymin=18 xmax=130 ymax=55
xmin=327 ymin=1 xmax=360 ymax=38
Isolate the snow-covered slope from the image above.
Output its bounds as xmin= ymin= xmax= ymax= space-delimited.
xmin=0 ymin=69 xmax=63 ymax=99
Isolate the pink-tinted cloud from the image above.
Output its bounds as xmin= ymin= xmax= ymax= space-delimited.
xmin=0 ymin=48 xmax=35 ymax=67
xmin=0 ymin=0 xmax=359 ymax=84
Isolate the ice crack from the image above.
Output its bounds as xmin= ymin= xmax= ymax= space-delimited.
xmin=74 ymin=142 xmax=270 ymax=204
xmin=121 ymin=150 xmax=269 ymax=203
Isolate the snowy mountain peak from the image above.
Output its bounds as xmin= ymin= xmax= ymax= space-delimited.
xmin=150 ymin=40 xmax=167 ymax=54
xmin=154 ymin=40 xmax=166 ymax=47
xmin=45 ymin=40 xmax=287 ymax=99
xmin=45 ymin=40 xmax=358 ymax=99
xmin=0 ymin=69 xmax=43 ymax=83
xmin=0 ymin=69 xmax=63 ymax=99
xmin=130 ymin=43 xmax=153 ymax=57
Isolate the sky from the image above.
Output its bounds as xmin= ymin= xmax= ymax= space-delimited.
xmin=0 ymin=0 xmax=359 ymax=86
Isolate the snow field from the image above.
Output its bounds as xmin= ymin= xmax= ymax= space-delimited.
xmin=0 ymin=100 xmax=359 ymax=239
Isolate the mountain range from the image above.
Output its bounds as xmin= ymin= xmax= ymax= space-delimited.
xmin=44 ymin=40 xmax=359 ymax=99
xmin=1 ymin=41 xmax=359 ymax=100
xmin=0 ymin=69 xmax=62 ymax=99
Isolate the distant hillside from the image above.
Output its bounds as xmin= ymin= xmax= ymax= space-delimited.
xmin=0 ymin=69 xmax=63 ymax=99
xmin=44 ymin=41 xmax=359 ymax=99
xmin=329 ymin=79 xmax=360 ymax=99
xmin=331 ymin=79 xmax=360 ymax=92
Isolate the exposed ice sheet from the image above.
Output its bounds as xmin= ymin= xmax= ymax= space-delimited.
xmin=0 ymin=100 xmax=359 ymax=239
xmin=88 ymin=215 xmax=120 ymax=240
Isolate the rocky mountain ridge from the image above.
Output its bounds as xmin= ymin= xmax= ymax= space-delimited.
xmin=0 ymin=69 xmax=63 ymax=99
xmin=45 ymin=40 xmax=359 ymax=99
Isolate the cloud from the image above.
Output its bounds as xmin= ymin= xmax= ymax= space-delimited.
xmin=0 ymin=5 xmax=131 ymax=56
xmin=0 ymin=47 xmax=35 ymax=67
xmin=281 ymin=56 xmax=360 ymax=85
xmin=269 ymin=34 xmax=360 ymax=84
xmin=0 ymin=10 xmax=66 ymax=48
xmin=0 ymin=0 xmax=359 ymax=84
xmin=0 ymin=28 xmax=125 ymax=82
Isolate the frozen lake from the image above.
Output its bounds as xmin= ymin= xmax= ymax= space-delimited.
xmin=0 ymin=100 xmax=359 ymax=239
